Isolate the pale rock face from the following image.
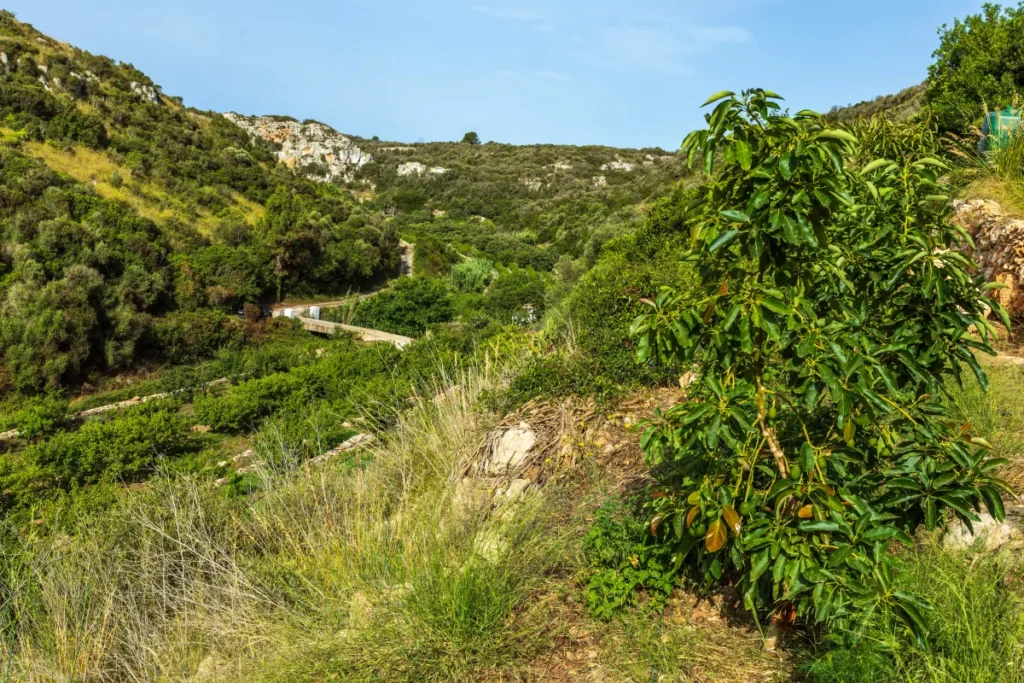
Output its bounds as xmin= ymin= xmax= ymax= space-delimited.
xmin=552 ymin=160 xmax=573 ymax=170
xmin=943 ymin=508 xmax=1023 ymax=552
xmin=397 ymin=161 xmax=448 ymax=176
xmin=592 ymin=175 xmax=608 ymax=188
xmin=601 ymin=159 xmax=635 ymax=172
xmin=397 ymin=161 xmax=426 ymax=176
xmin=129 ymin=81 xmax=159 ymax=103
xmin=953 ymin=199 xmax=1024 ymax=315
xmin=37 ymin=75 xmax=50 ymax=91
xmin=223 ymin=113 xmax=372 ymax=183
xmin=520 ymin=176 xmax=543 ymax=192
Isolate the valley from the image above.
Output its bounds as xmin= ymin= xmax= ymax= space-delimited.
xmin=4 ymin=4 xmax=1024 ymax=682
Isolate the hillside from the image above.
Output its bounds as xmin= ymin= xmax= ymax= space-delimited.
xmin=227 ymin=112 xmax=694 ymax=273
xmin=0 ymin=12 xmax=400 ymax=392
xmin=8 ymin=3 xmax=1024 ymax=683
xmin=827 ymin=83 xmax=927 ymax=123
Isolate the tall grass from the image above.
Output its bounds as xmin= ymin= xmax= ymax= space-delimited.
xmin=946 ymin=118 xmax=1024 ymax=214
xmin=0 ymin=353 xmax=563 ymax=681
xmin=804 ymin=537 xmax=1024 ymax=683
xmin=948 ymin=359 xmax=1024 ymax=487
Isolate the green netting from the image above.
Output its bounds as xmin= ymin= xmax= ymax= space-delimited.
xmin=980 ymin=107 xmax=1021 ymax=153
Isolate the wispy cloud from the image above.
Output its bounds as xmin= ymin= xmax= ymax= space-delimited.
xmin=580 ymin=22 xmax=752 ymax=75
xmin=472 ymin=4 xmax=553 ymax=31
xmin=532 ymin=70 xmax=571 ymax=82
xmin=497 ymin=68 xmax=572 ymax=83
xmin=475 ymin=3 xmax=753 ymax=78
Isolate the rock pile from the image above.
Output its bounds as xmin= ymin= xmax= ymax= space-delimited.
xmin=953 ymin=198 xmax=1024 ymax=315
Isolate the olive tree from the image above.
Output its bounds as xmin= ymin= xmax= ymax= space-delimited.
xmin=630 ymin=89 xmax=1013 ymax=643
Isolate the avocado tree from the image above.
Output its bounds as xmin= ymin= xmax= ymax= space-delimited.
xmin=630 ymin=89 xmax=1013 ymax=643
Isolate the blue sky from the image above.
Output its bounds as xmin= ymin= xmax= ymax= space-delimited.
xmin=8 ymin=0 xmax=988 ymax=148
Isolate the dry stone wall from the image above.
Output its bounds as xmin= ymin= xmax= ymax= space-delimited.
xmin=953 ymin=199 xmax=1024 ymax=315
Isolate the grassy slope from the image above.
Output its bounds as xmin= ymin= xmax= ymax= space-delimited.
xmin=0 ymin=349 xmax=788 ymax=682
xmin=21 ymin=139 xmax=265 ymax=233
xmin=6 ymin=337 xmax=1022 ymax=682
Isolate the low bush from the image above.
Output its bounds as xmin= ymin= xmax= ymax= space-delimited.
xmin=450 ymin=257 xmax=494 ymax=293
xmin=582 ymin=498 xmax=678 ymax=620
xmin=352 ymin=276 xmax=454 ymax=337
xmin=0 ymin=404 xmax=197 ymax=513
xmin=144 ymin=309 xmax=248 ymax=365
xmin=0 ymin=394 xmax=68 ymax=438
xmin=484 ymin=267 xmax=547 ymax=324
xmin=193 ymin=371 xmax=306 ymax=433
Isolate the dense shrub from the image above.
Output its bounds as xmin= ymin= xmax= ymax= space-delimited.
xmin=0 ymin=406 xmax=197 ymax=510
xmin=543 ymin=188 xmax=698 ymax=390
xmin=484 ymin=268 xmax=547 ymax=324
xmin=352 ymin=276 xmax=454 ymax=337
xmin=632 ymin=89 xmax=1010 ymax=642
xmin=144 ymin=310 xmax=249 ymax=365
xmin=927 ymin=3 xmax=1024 ymax=132
xmin=413 ymin=234 xmax=459 ymax=277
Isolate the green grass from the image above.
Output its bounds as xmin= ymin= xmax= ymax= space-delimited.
xmin=803 ymin=537 xmax=1024 ymax=683
xmin=0 ymin=356 xmax=572 ymax=682
xmin=948 ymin=358 xmax=1024 ymax=489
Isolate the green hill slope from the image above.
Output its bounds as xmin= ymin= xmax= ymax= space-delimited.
xmin=228 ymin=113 xmax=695 ymax=275
xmin=0 ymin=13 xmax=400 ymax=393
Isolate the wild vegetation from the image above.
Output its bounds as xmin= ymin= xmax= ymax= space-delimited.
xmin=5 ymin=2 xmax=1024 ymax=681
xmin=632 ymin=87 xmax=1009 ymax=642
xmin=0 ymin=12 xmax=399 ymax=393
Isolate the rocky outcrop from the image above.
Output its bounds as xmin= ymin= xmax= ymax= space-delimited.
xmin=943 ymin=508 xmax=1024 ymax=552
xmin=953 ymin=199 xmax=1024 ymax=315
xmin=397 ymin=161 xmax=447 ymax=176
xmin=223 ymin=113 xmax=372 ymax=183
xmin=600 ymin=159 xmax=634 ymax=172
xmin=130 ymin=81 xmax=159 ymax=103
xmin=310 ymin=433 xmax=376 ymax=464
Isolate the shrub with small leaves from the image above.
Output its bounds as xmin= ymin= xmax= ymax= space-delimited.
xmin=582 ymin=499 xmax=679 ymax=620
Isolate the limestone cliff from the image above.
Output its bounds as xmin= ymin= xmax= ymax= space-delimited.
xmin=223 ymin=113 xmax=371 ymax=183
